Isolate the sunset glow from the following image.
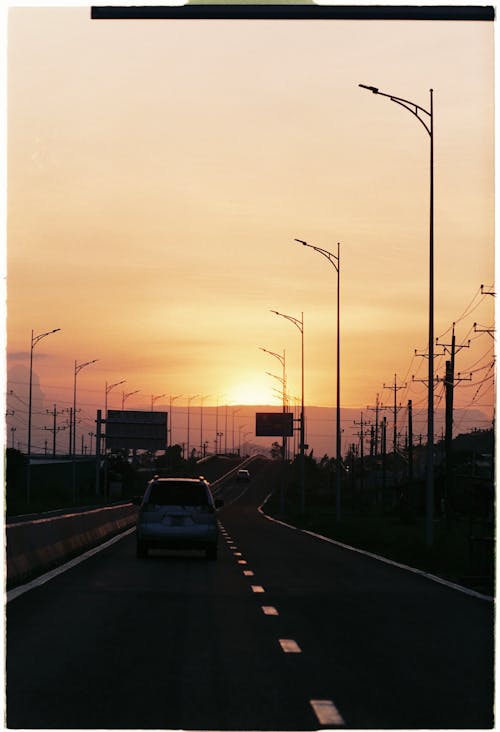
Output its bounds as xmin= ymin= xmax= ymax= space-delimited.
xmin=5 ymin=7 xmax=494 ymax=457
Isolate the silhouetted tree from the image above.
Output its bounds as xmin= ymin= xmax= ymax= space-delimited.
xmin=270 ymin=441 xmax=282 ymax=460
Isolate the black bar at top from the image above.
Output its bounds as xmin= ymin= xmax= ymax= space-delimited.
xmin=91 ymin=5 xmax=494 ymax=21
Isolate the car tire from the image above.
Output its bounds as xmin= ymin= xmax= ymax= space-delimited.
xmin=206 ymin=545 xmax=217 ymax=560
xmin=136 ymin=540 xmax=148 ymax=559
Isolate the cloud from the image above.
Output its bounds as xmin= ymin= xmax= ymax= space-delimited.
xmin=7 ymin=351 xmax=51 ymax=362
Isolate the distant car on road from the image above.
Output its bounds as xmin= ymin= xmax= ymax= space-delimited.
xmin=236 ymin=469 xmax=251 ymax=482
xmin=134 ymin=476 xmax=223 ymax=559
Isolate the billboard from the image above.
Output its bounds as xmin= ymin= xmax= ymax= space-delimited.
xmin=106 ymin=410 xmax=168 ymax=450
xmin=255 ymin=412 xmax=294 ymax=437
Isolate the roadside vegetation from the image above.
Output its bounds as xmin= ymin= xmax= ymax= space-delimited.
xmin=264 ymin=429 xmax=494 ymax=596
xmin=5 ymin=447 xmax=242 ymax=517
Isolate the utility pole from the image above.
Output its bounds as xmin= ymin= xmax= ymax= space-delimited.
xmin=383 ymin=375 xmax=406 ymax=453
xmin=480 ymin=283 xmax=495 ymax=297
xmin=367 ymin=393 xmax=381 ymax=456
xmin=408 ymin=400 xmax=414 ymax=486
xmin=436 ymin=324 xmax=471 ymax=515
xmin=44 ymin=404 xmax=65 ymax=457
xmin=473 ymin=322 xmax=495 ymax=339
xmin=381 ymin=416 xmax=387 ymax=499
xmin=354 ymin=413 xmax=371 ymax=491
xmin=95 ymin=410 xmax=102 ymax=497
xmin=68 ymin=407 xmax=73 ymax=455
xmin=224 ymin=404 xmax=228 ymax=455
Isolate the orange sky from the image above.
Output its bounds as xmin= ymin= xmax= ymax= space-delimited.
xmin=5 ymin=6 xmax=495 ymax=454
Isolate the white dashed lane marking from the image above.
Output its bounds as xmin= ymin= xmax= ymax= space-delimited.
xmin=221 ymin=524 xmax=347 ymax=729
xmin=279 ymin=639 xmax=302 ymax=653
xmin=310 ymin=700 xmax=345 ymax=727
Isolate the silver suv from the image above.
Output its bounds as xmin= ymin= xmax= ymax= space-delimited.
xmin=135 ymin=476 xmax=223 ymax=559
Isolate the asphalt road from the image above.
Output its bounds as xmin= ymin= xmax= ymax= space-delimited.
xmin=7 ymin=459 xmax=494 ymax=729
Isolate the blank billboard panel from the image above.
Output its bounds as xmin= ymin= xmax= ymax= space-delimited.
xmin=106 ymin=410 xmax=168 ymax=450
xmin=255 ymin=412 xmax=294 ymax=437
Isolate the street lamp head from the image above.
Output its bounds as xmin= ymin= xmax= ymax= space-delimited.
xmin=359 ymin=84 xmax=379 ymax=94
xmin=32 ymin=327 xmax=61 ymax=349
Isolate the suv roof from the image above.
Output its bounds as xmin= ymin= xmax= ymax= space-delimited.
xmin=147 ymin=476 xmax=210 ymax=490
xmin=145 ymin=477 xmax=212 ymax=507
xmin=149 ymin=475 xmax=208 ymax=482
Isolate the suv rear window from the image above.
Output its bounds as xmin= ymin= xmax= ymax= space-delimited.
xmin=147 ymin=481 xmax=209 ymax=506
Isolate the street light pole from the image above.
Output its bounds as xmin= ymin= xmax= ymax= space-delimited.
xmin=72 ymin=358 xmax=98 ymax=503
xmin=151 ymin=393 xmax=167 ymax=411
xmin=271 ymin=309 xmax=305 ymax=513
xmin=295 ymin=239 xmax=342 ymax=519
xmin=122 ymin=389 xmax=140 ymax=410
xmin=224 ymin=404 xmax=228 ymax=455
xmin=186 ymin=394 xmax=200 ymax=460
xmin=168 ymin=394 xmax=182 ymax=448
xmin=263 ymin=352 xmax=288 ymax=515
xmin=215 ymin=394 xmax=225 ymax=455
xmin=73 ymin=359 xmax=98 ymax=456
xmin=260 ymin=346 xmax=287 ymax=416
xmin=106 ymin=380 xmax=126 ymax=418
xmin=231 ymin=406 xmax=241 ymax=454
xmin=200 ymin=395 xmax=210 ymax=457
xmin=260 ymin=346 xmax=288 ymax=461
xmin=104 ymin=379 xmax=126 ymax=495
xmin=27 ymin=327 xmax=61 ymax=503
xmin=359 ymin=83 xmax=435 ymax=547
xmin=238 ymin=424 xmax=246 ymax=456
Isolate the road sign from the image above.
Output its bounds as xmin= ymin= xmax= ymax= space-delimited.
xmin=106 ymin=410 xmax=168 ymax=450
xmin=255 ymin=412 xmax=294 ymax=437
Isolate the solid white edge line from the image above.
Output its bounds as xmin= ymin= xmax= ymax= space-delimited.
xmin=7 ymin=527 xmax=136 ymax=603
xmin=258 ymin=493 xmax=494 ymax=603
xmin=222 ymin=482 xmax=253 ymax=506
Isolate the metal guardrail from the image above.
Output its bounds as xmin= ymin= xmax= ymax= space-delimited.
xmin=6 ymin=503 xmax=138 ymax=589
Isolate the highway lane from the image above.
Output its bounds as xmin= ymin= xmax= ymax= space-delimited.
xmin=219 ymin=464 xmax=494 ymax=729
xmin=7 ymin=459 xmax=494 ymax=729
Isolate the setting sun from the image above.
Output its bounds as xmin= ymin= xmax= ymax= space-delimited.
xmin=224 ymin=376 xmax=282 ymax=407
xmin=5 ymin=8 xmax=494 ymax=458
